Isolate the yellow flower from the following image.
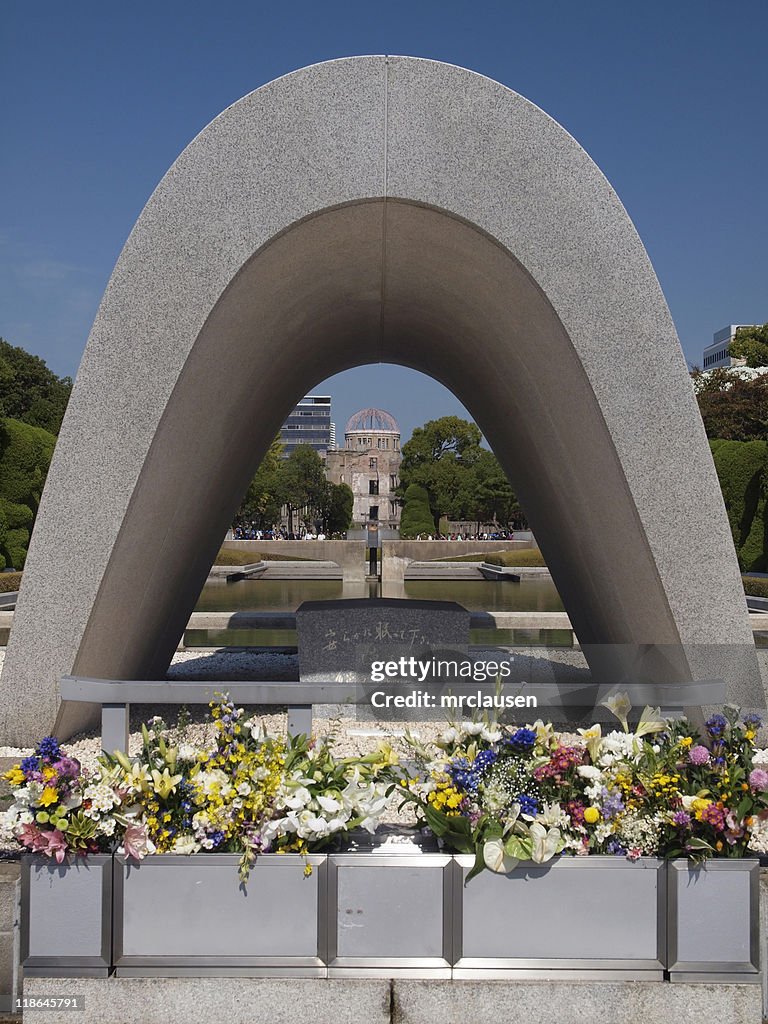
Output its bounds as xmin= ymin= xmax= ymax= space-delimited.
xmin=679 ymin=737 xmax=693 ymax=748
xmin=3 ymin=767 xmax=25 ymax=787
xmin=42 ymin=766 xmax=57 ymax=781
xmin=583 ymin=806 xmax=600 ymax=824
xmin=150 ymin=768 xmax=183 ymax=799
xmin=39 ymin=786 xmax=59 ymax=807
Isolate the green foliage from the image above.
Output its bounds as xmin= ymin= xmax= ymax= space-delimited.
xmin=235 ymin=436 xmax=285 ymax=528
xmin=0 ymin=338 xmax=72 ymax=434
xmin=729 ymin=324 xmax=768 ymax=368
xmin=482 ymin=548 xmax=547 ymax=567
xmin=399 ymin=483 xmax=436 ymax=538
xmin=693 ymin=369 xmax=768 ymax=441
xmin=324 ymin=482 xmax=354 ymax=534
xmin=280 ymin=445 xmax=329 ymax=531
xmin=399 ymin=415 xmax=524 ymax=528
xmin=0 ymin=418 xmax=56 ymax=510
xmin=0 ymin=418 xmax=57 ymax=569
xmin=473 ymin=449 xmax=522 ymax=525
xmin=744 ymin=576 xmax=768 ymax=600
xmin=710 ymin=440 xmax=768 ymax=572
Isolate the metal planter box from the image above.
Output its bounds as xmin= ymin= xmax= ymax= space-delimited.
xmin=328 ymin=852 xmax=455 ymax=977
xmin=667 ymin=858 xmax=759 ymax=982
xmin=113 ymin=853 xmax=327 ymax=976
xmin=21 ymin=854 xmax=112 ymax=977
xmin=453 ymin=855 xmax=666 ymax=979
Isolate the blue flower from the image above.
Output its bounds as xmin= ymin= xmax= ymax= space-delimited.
xmin=20 ymin=755 xmax=40 ymax=776
xmin=705 ymin=714 xmax=728 ymax=738
xmin=516 ymin=793 xmax=539 ymax=817
xmin=506 ymin=728 xmax=536 ymax=753
xmin=606 ymin=839 xmax=627 ymax=856
xmin=473 ymin=749 xmax=497 ymax=773
xmin=37 ymin=736 xmax=61 ymax=760
xmin=744 ymin=713 xmax=762 ymax=728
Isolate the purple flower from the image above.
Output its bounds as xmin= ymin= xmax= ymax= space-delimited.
xmin=744 ymin=713 xmax=762 ymax=728
xmin=688 ymin=745 xmax=711 ymax=766
xmin=601 ymin=787 xmax=624 ymax=820
xmin=701 ymin=804 xmax=727 ymax=830
xmin=53 ymin=757 xmax=81 ymax=778
xmin=749 ymin=769 xmax=768 ymax=791
xmin=606 ymin=839 xmax=627 ymax=856
xmin=671 ymin=810 xmax=692 ymax=828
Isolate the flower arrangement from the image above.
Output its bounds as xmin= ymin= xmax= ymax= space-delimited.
xmin=4 ymin=694 xmax=767 ymax=882
xmin=1 ymin=696 xmax=396 ymax=878
xmin=1 ymin=736 xmax=127 ymax=862
xmin=397 ymin=697 xmax=768 ymax=879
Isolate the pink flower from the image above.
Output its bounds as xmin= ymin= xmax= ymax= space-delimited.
xmin=688 ymin=745 xmax=711 ymax=766
xmin=17 ymin=822 xmax=47 ymax=853
xmin=40 ymin=829 xmax=68 ymax=864
xmin=749 ymin=769 xmax=768 ymax=791
xmin=123 ymin=824 xmax=156 ymax=861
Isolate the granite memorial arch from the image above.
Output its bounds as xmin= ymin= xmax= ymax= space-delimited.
xmin=0 ymin=56 xmax=760 ymax=745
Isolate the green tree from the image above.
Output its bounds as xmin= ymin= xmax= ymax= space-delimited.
xmin=0 ymin=417 xmax=57 ymax=569
xmin=323 ymin=482 xmax=354 ymax=534
xmin=729 ymin=324 xmax=768 ymax=368
xmin=280 ymin=444 xmax=328 ymax=533
xmin=0 ymin=338 xmax=72 ymax=434
xmin=472 ymin=449 xmax=523 ymax=528
xmin=399 ymin=415 xmax=524 ymax=529
xmin=399 ymin=483 xmax=436 ymax=538
xmin=399 ymin=416 xmax=483 ymax=522
xmin=236 ymin=436 xmax=285 ymax=528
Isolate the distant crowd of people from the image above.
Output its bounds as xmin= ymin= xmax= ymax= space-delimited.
xmin=411 ymin=531 xmax=517 ymax=541
xmin=231 ymin=525 xmax=332 ymax=541
xmin=231 ymin=525 xmax=520 ymax=541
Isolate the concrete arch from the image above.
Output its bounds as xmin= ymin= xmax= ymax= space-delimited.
xmin=1 ymin=56 xmax=760 ymax=743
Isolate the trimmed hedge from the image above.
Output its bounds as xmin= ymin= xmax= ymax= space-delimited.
xmin=744 ymin=576 xmax=768 ymax=600
xmin=0 ymin=571 xmax=22 ymax=593
xmin=710 ymin=440 xmax=768 ymax=572
xmin=0 ymin=417 xmax=56 ymax=569
xmin=483 ymin=549 xmax=547 ymax=568
xmin=399 ymin=484 xmax=436 ymax=538
xmin=216 ymin=547 xmax=313 ymax=565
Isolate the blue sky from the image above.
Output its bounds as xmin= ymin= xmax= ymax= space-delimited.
xmin=2 ymin=1 xmax=766 ymax=441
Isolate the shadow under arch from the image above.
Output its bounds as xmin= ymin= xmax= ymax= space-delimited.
xmin=1 ymin=56 xmax=758 ymax=742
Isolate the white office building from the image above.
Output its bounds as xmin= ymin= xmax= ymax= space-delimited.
xmin=701 ymin=325 xmax=753 ymax=370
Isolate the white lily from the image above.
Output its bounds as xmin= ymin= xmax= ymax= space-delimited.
xmin=601 ymin=692 xmax=632 ymax=732
xmin=577 ymin=724 xmax=602 ymax=762
xmin=635 ymin=706 xmax=667 ymax=738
